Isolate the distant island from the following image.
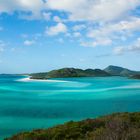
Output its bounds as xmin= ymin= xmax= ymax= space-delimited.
xmin=6 ymin=112 xmax=140 ymax=140
xmin=104 ymin=65 xmax=140 ymax=77
xmin=131 ymin=74 xmax=140 ymax=79
xmin=30 ymin=68 xmax=110 ymax=79
xmin=29 ymin=65 xmax=140 ymax=80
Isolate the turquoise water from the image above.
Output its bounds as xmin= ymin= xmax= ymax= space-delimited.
xmin=0 ymin=75 xmax=140 ymax=139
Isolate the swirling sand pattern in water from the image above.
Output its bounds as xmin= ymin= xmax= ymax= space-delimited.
xmin=0 ymin=75 xmax=140 ymax=139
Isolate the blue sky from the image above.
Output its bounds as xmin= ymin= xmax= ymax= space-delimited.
xmin=0 ymin=0 xmax=140 ymax=73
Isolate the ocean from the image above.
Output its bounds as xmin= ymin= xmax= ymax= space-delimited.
xmin=0 ymin=75 xmax=140 ymax=139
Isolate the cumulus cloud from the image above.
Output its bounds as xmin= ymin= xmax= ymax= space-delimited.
xmin=45 ymin=0 xmax=140 ymax=47
xmin=0 ymin=0 xmax=46 ymax=19
xmin=24 ymin=40 xmax=35 ymax=46
xmin=114 ymin=38 xmax=140 ymax=55
xmin=85 ymin=17 xmax=140 ymax=46
xmin=46 ymin=22 xmax=67 ymax=36
xmin=53 ymin=16 xmax=63 ymax=23
xmin=114 ymin=47 xmax=125 ymax=55
xmin=0 ymin=0 xmax=140 ymax=49
xmin=0 ymin=0 xmax=139 ymax=22
xmin=73 ymin=32 xmax=81 ymax=38
xmin=81 ymin=37 xmax=112 ymax=47
xmin=89 ymin=17 xmax=140 ymax=38
xmin=72 ymin=24 xmax=86 ymax=31
xmin=42 ymin=12 xmax=51 ymax=21
xmin=47 ymin=0 xmax=140 ymax=22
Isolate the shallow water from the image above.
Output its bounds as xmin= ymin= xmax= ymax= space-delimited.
xmin=0 ymin=75 xmax=140 ymax=139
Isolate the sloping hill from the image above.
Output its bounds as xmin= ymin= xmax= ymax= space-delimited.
xmin=30 ymin=68 xmax=110 ymax=79
xmin=84 ymin=69 xmax=110 ymax=77
xmin=6 ymin=112 xmax=140 ymax=140
xmin=104 ymin=65 xmax=140 ymax=76
xmin=30 ymin=66 xmax=140 ymax=79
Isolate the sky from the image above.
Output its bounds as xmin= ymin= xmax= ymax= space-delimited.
xmin=0 ymin=0 xmax=140 ymax=73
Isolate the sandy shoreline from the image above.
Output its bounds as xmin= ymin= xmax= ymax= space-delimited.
xmin=18 ymin=76 xmax=68 ymax=82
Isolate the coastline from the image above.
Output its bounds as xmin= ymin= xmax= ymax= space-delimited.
xmin=18 ymin=76 xmax=68 ymax=82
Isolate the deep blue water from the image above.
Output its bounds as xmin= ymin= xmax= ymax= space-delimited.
xmin=0 ymin=75 xmax=140 ymax=139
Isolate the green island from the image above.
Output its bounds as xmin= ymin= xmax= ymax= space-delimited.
xmin=6 ymin=112 xmax=140 ymax=140
xmin=30 ymin=65 xmax=140 ymax=80
xmin=30 ymin=68 xmax=110 ymax=79
xmin=131 ymin=75 xmax=140 ymax=79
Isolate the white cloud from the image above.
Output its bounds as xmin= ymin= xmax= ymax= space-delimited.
xmin=24 ymin=40 xmax=35 ymax=46
xmin=42 ymin=12 xmax=51 ymax=21
xmin=128 ymin=39 xmax=140 ymax=51
xmin=0 ymin=0 xmax=43 ymax=12
xmin=95 ymin=38 xmax=112 ymax=46
xmin=0 ymin=0 xmax=139 ymax=22
xmin=114 ymin=38 xmax=140 ymax=55
xmin=65 ymin=32 xmax=71 ymax=37
xmin=81 ymin=37 xmax=112 ymax=47
xmin=47 ymin=0 xmax=140 ymax=22
xmin=73 ymin=32 xmax=81 ymax=38
xmin=85 ymin=17 xmax=140 ymax=47
xmin=114 ymin=47 xmax=125 ymax=55
xmin=46 ymin=22 xmax=67 ymax=36
xmin=88 ymin=17 xmax=140 ymax=38
xmin=0 ymin=0 xmax=140 ymax=50
xmin=72 ymin=24 xmax=86 ymax=31
xmin=53 ymin=16 xmax=63 ymax=23
xmin=0 ymin=0 xmax=46 ymax=19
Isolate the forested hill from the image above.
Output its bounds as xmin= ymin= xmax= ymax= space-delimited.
xmin=104 ymin=65 xmax=140 ymax=77
xmin=29 ymin=66 xmax=140 ymax=79
xmin=30 ymin=68 xmax=110 ymax=79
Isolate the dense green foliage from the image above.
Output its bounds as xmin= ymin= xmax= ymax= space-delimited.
xmin=104 ymin=65 xmax=140 ymax=77
xmin=30 ymin=66 xmax=140 ymax=80
xmin=131 ymin=74 xmax=140 ymax=79
xmin=6 ymin=112 xmax=140 ymax=140
xmin=0 ymin=66 xmax=139 ymax=80
xmin=30 ymin=68 xmax=110 ymax=79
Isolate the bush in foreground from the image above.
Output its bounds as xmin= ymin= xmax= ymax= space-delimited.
xmin=6 ymin=112 xmax=140 ymax=140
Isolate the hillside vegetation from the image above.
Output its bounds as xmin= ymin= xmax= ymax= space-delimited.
xmin=30 ymin=66 xmax=140 ymax=80
xmin=30 ymin=68 xmax=110 ymax=79
xmin=104 ymin=65 xmax=140 ymax=77
xmin=6 ymin=112 xmax=140 ymax=140
xmin=131 ymin=74 xmax=140 ymax=79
